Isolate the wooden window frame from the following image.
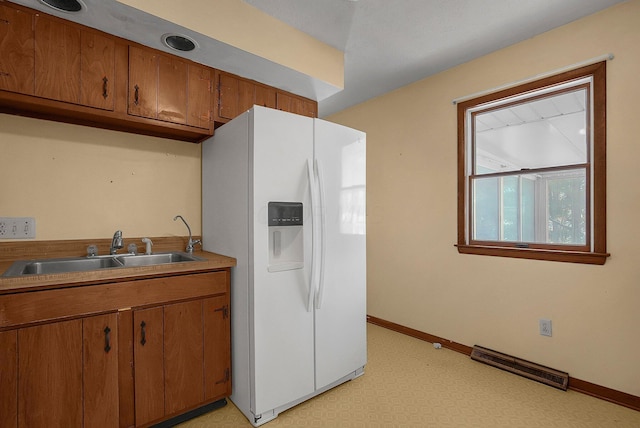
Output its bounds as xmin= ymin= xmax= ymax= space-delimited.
xmin=456 ymin=61 xmax=609 ymax=264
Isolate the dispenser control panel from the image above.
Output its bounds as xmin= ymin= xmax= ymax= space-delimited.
xmin=268 ymin=202 xmax=303 ymax=226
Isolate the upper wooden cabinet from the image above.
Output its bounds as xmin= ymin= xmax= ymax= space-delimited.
xmin=81 ymin=31 xmax=115 ymax=110
xmin=215 ymin=70 xmax=276 ymax=122
xmin=129 ymin=45 xmax=212 ymax=130
xmin=0 ymin=3 xmax=34 ymax=95
xmin=214 ymin=70 xmax=316 ymax=124
xmin=34 ymin=15 xmax=115 ymax=110
xmin=277 ymin=91 xmax=318 ymax=118
xmin=0 ymin=1 xmax=316 ymax=142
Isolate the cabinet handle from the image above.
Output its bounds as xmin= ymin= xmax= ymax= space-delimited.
xmin=215 ymin=368 xmax=230 ymax=385
xmin=104 ymin=326 xmax=112 ymax=353
xmin=102 ymin=76 xmax=109 ymax=99
xmin=134 ymin=85 xmax=140 ymax=105
xmin=214 ymin=305 xmax=229 ymax=319
xmin=140 ymin=321 xmax=146 ymax=346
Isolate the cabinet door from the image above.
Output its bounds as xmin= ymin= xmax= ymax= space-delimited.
xmin=0 ymin=4 xmax=34 ymax=94
xmin=158 ymin=54 xmax=187 ymax=124
xmin=0 ymin=330 xmax=17 ymax=428
xmin=83 ymin=313 xmax=119 ymax=428
xmin=187 ymin=64 xmax=212 ymax=129
xmin=18 ymin=319 xmax=83 ymax=427
xmin=133 ymin=306 xmax=164 ymax=426
xmin=255 ymin=83 xmax=276 ymax=109
xmin=128 ymin=45 xmax=158 ymax=119
xmin=35 ymin=15 xmax=81 ymax=104
xmin=203 ymin=296 xmax=231 ymax=400
xmin=238 ymin=78 xmax=255 ymax=114
xmin=164 ymin=300 xmax=204 ymax=415
xmin=216 ymin=71 xmax=239 ymax=120
xmin=277 ymin=92 xmax=317 ymax=118
xmin=81 ymin=30 xmax=115 ymax=110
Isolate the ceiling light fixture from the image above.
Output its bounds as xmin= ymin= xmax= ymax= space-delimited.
xmin=162 ymin=33 xmax=198 ymax=52
xmin=39 ymin=0 xmax=84 ymax=13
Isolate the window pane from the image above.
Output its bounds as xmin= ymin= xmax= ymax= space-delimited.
xmin=474 ymin=88 xmax=587 ymax=174
xmin=521 ymin=178 xmax=535 ymax=242
xmin=471 ymin=168 xmax=586 ymax=246
xmin=546 ymin=170 xmax=586 ymax=245
xmin=502 ymin=176 xmax=518 ymax=241
xmin=473 ymin=176 xmax=498 ymax=240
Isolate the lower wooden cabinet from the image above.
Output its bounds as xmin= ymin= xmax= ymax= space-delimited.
xmin=0 ymin=270 xmax=231 ymax=427
xmin=13 ymin=314 xmax=118 ymax=427
xmin=134 ymin=296 xmax=231 ymax=426
xmin=0 ymin=330 xmax=18 ymax=428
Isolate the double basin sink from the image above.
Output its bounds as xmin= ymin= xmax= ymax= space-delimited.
xmin=2 ymin=252 xmax=205 ymax=277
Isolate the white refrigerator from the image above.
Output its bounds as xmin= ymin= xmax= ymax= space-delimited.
xmin=202 ymin=106 xmax=366 ymax=426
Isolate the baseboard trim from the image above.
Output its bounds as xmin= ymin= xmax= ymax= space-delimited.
xmin=366 ymin=315 xmax=640 ymax=412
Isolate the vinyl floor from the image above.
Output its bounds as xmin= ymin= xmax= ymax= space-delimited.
xmin=179 ymin=323 xmax=640 ymax=427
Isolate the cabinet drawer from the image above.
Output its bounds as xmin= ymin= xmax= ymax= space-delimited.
xmin=0 ymin=271 xmax=229 ymax=329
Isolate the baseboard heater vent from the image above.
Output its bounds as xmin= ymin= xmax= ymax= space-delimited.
xmin=471 ymin=345 xmax=569 ymax=391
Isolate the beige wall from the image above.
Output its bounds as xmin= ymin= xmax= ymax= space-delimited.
xmin=328 ymin=0 xmax=640 ymax=396
xmin=0 ymin=115 xmax=202 ymax=240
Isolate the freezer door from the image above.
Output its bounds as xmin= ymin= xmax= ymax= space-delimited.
xmin=313 ymin=119 xmax=367 ymax=390
xmin=250 ymin=107 xmax=316 ymax=415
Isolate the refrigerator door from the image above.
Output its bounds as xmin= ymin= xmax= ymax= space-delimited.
xmin=250 ymin=107 xmax=316 ymax=415
xmin=313 ymin=119 xmax=367 ymax=390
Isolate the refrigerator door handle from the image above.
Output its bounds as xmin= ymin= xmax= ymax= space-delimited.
xmin=306 ymin=159 xmax=317 ymax=312
xmin=315 ymin=159 xmax=327 ymax=310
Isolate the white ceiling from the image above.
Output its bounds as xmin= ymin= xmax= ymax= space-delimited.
xmin=244 ymin=0 xmax=623 ymax=116
xmin=14 ymin=0 xmax=624 ymax=117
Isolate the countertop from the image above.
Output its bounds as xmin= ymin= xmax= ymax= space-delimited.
xmin=0 ymin=250 xmax=236 ymax=295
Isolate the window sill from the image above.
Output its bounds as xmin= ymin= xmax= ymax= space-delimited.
xmin=455 ymin=244 xmax=610 ymax=265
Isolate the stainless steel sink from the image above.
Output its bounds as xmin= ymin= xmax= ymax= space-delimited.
xmin=117 ymin=252 xmax=204 ymax=267
xmin=2 ymin=252 xmax=204 ymax=277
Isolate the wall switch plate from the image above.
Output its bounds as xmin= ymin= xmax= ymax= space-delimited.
xmin=539 ymin=319 xmax=552 ymax=337
xmin=0 ymin=217 xmax=36 ymax=239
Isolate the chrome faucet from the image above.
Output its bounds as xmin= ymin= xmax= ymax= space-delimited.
xmin=173 ymin=215 xmax=201 ymax=253
xmin=110 ymin=230 xmax=123 ymax=255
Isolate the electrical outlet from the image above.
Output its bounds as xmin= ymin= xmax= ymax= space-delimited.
xmin=0 ymin=217 xmax=36 ymax=239
xmin=539 ymin=319 xmax=552 ymax=337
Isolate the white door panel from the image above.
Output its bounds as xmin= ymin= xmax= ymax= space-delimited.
xmin=250 ymin=107 xmax=316 ymax=414
xmin=313 ymin=119 xmax=367 ymax=389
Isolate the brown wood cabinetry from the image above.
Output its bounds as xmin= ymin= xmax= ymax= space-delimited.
xmin=215 ymin=70 xmax=276 ymax=122
xmin=34 ymin=15 xmax=81 ymax=104
xmin=133 ymin=296 xmax=231 ymax=425
xmin=214 ymin=70 xmax=316 ymax=124
xmin=0 ymin=268 xmax=231 ymax=427
xmin=81 ymin=31 xmax=116 ymax=110
xmin=1 ymin=1 xmax=316 ymax=141
xmin=0 ymin=3 xmax=34 ymax=95
xmin=129 ymin=45 xmax=212 ymax=129
xmin=0 ymin=330 xmax=18 ymax=428
xmin=277 ymin=91 xmax=318 ymax=118
xmin=15 ymin=314 xmax=118 ymax=427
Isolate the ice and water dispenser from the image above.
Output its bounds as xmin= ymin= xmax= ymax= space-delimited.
xmin=268 ymin=202 xmax=304 ymax=272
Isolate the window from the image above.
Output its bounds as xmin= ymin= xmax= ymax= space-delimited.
xmin=457 ymin=62 xmax=608 ymax=264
